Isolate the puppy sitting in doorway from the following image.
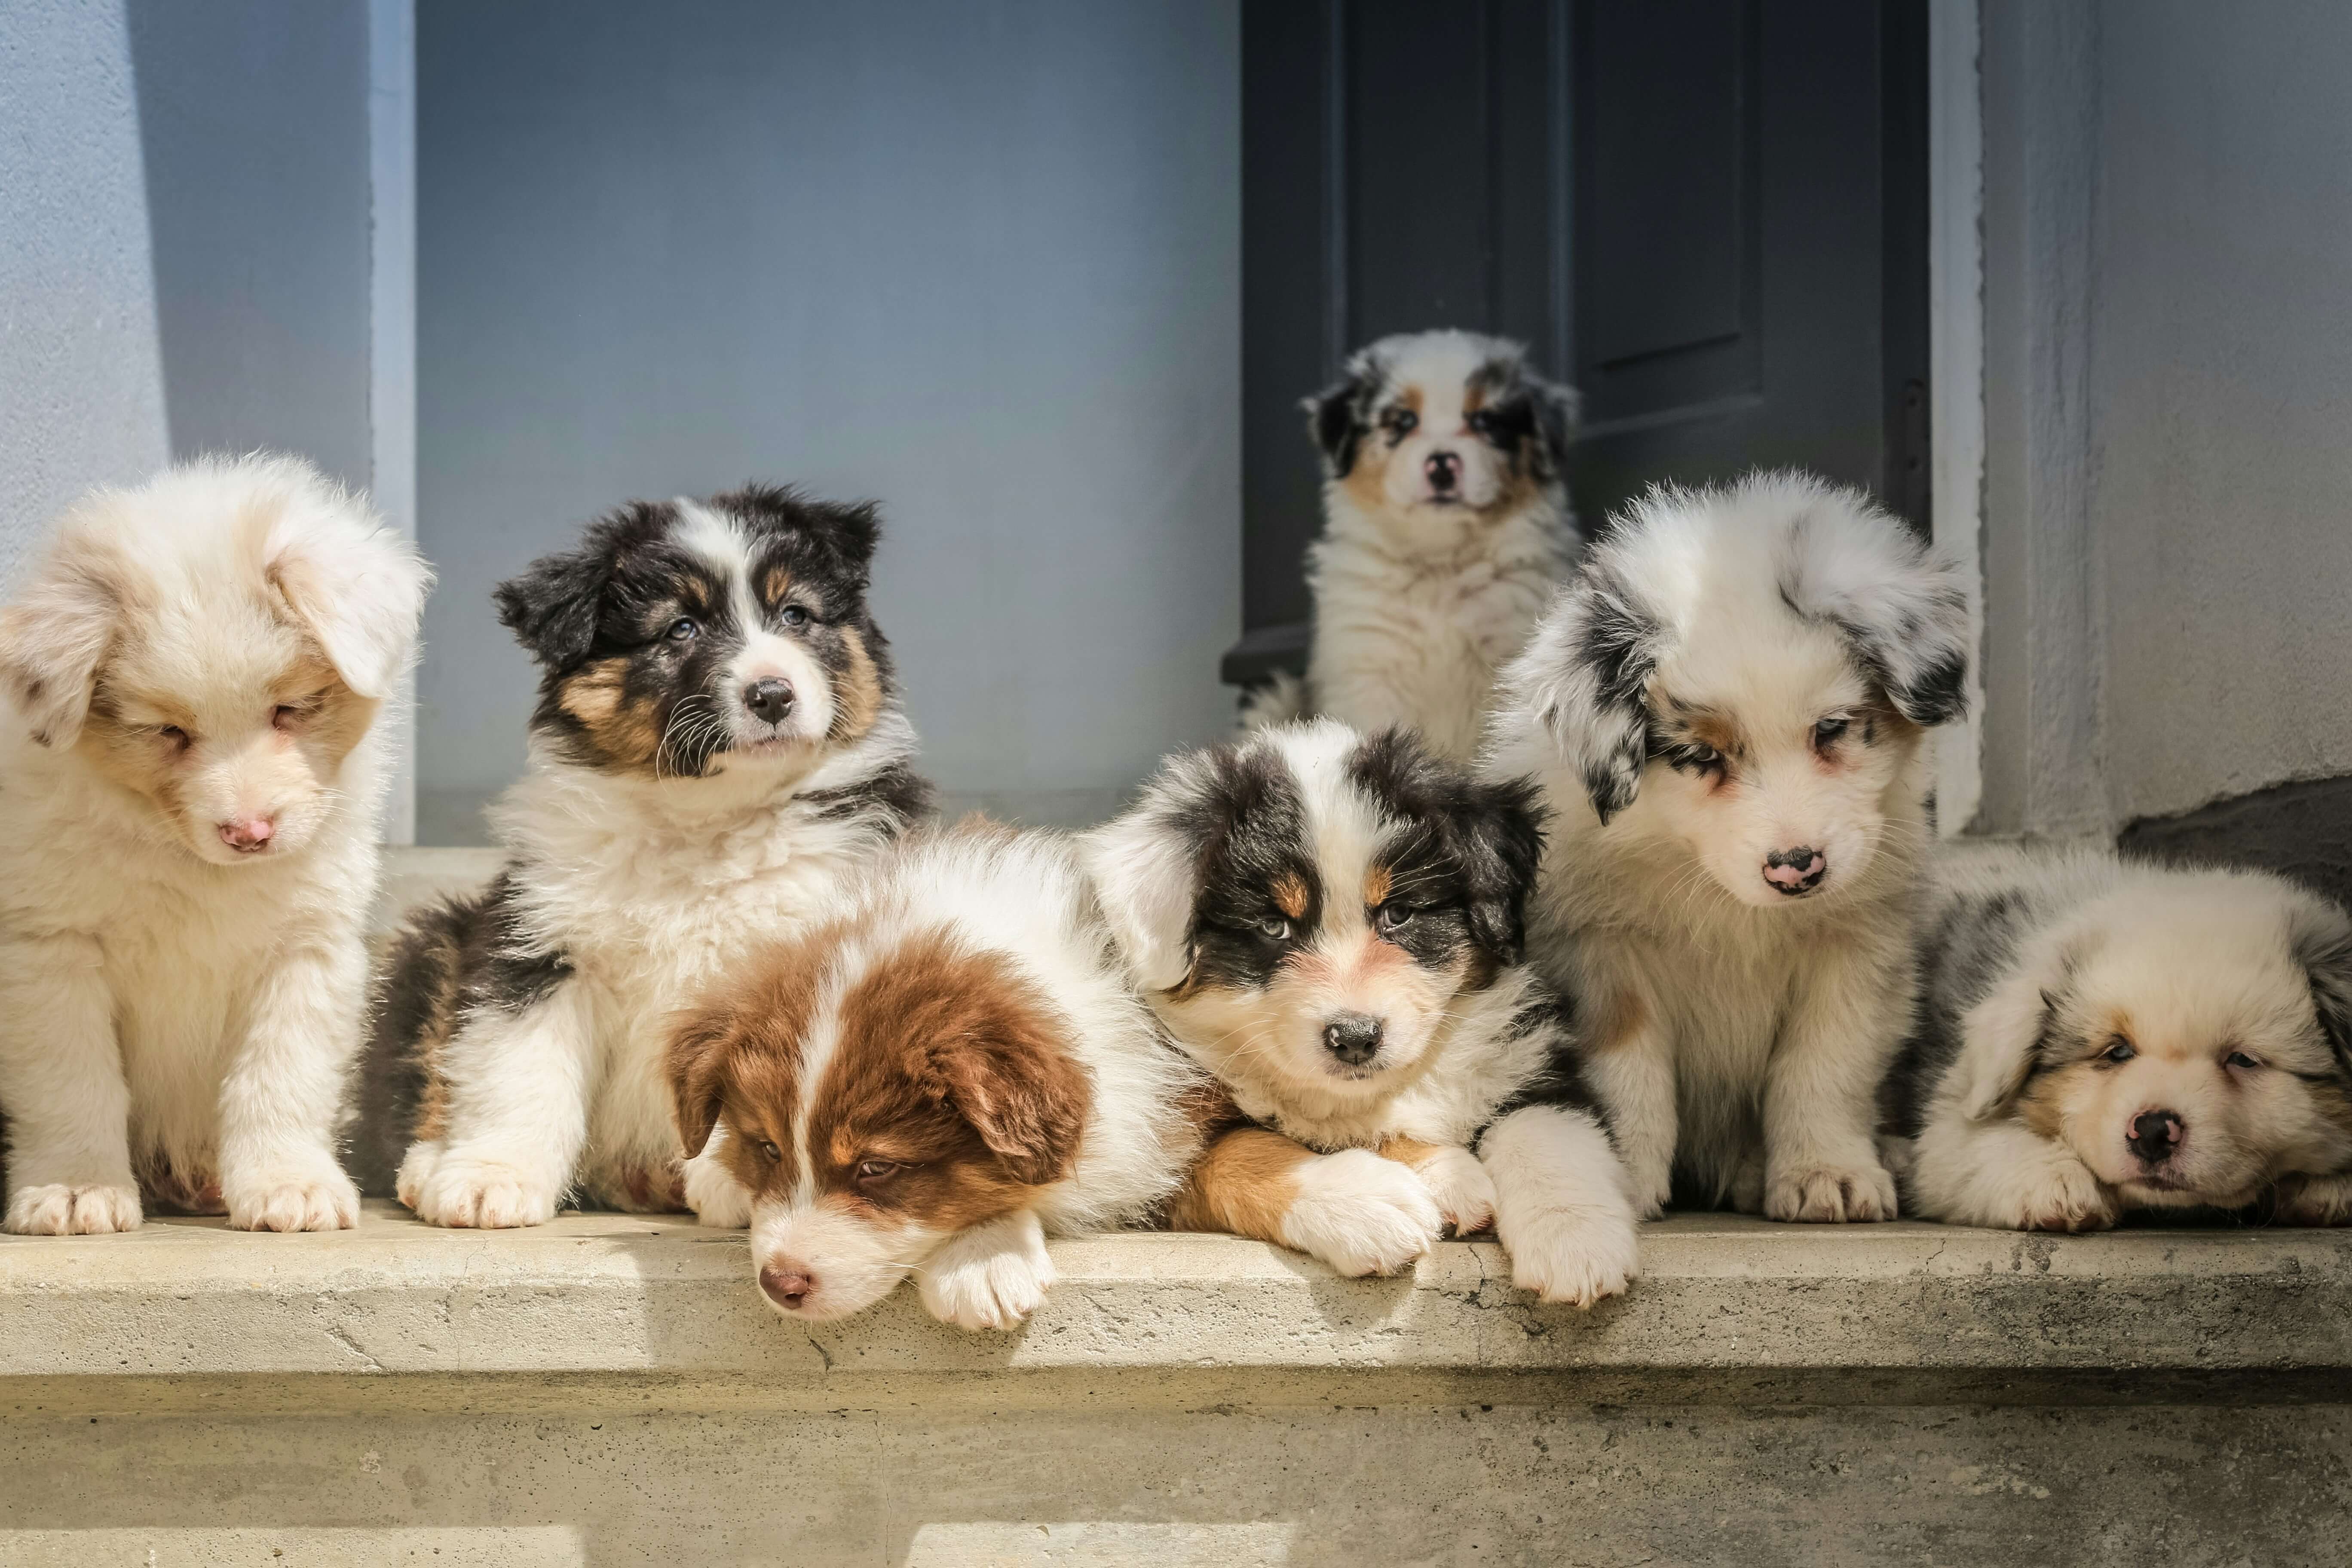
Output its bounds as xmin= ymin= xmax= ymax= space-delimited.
xmin=1244 ymin=330 xmax=1581 ymax=761
xmin=0 ymin=456 xmax=430 ymax=1233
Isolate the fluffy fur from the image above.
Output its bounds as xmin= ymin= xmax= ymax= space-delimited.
xmin=1243 ymin=330 xmax=1582 ymax=760
xmin=0 ymin=455 xmax=429 ymax=1234
xmin=1886 ymin=845 xmax=2352 ymax=1230
xmin=671 ymin=824 xmax=1209 ymax=1330
xmin=357 ymin=484 xmax=931 ymax=1224
xmin=1086 ymin=720 xmax=1639 ymax=1307
xmin=1485 ymin=471 xmax=1971 ymax=1222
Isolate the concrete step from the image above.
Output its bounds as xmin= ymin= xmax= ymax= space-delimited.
xmin=3 ymin=1204 xmax=2348 ymax=1564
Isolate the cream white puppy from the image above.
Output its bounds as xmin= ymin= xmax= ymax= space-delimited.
xmin=1485 ymin=472 xmax=1970 ymax=1222
xmin=0 ymin=456 xmax=429 ymax=1234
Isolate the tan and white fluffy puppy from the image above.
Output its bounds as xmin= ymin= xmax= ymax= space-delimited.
xmin=1245 ymin=331 xmax=1581 ymax=761
xmin=670 ymin=825 xmax=1206 ymax=1330
xmin=0 ymin=455 xmax=429 ymax=1234
xmin=1886 ymin=845 xmax=2352 ymax=1230
xmin=1485 ymin=472 xmax=1971 ymax=1223
xmin=1086 ymin=720 xmax=1640 ymax=1306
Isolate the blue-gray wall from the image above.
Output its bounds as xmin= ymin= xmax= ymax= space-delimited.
xmin=414 ymin=0 xmax=1242 ymax=841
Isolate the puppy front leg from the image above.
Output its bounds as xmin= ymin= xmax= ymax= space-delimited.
xmin=1762 ymin=940 xmax=1907 ymax=1223
xmin=1907 ymin=1112 xmax=2116 ymax=1231
xmin=1479 ymin=1105 xmax=1641 ymax=1307
xmin=220 ymin=935 xmax=366 ymax=1231
xmin=407 ymin=981 xmax=596 ymax=1229
xmin=1168 ymin=1126 xmax=1440 ymax=1277
xmin=918 ymin=1209 xmax=1056 ymax=1332
xmin=1579 ymin=1017 xmax=1678 ymax=1219
xmin=0 ymin=934 xmax=141 ymax=1234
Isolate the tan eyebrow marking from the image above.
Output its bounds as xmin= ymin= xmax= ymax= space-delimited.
xmin=1270 ymin=873 xmax=1309 ymax=920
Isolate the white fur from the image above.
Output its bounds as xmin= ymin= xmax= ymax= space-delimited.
xmin=1276 ymin=1147 xmax=1445 ymax=1277
xmin=0 ymin=456 xmax=428 ymax=1234
xmin=1485 ymin=472 xmax=1970 ymax=1222
xmin=1249 ymin=331 xmax=1580 ymax=760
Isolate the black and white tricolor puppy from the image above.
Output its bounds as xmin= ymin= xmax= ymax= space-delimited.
xmin=1485 ymin=472 xmax=1971 ymax=1223
xmin=1085 ymin=720 xmax=1639 ymax=1307
xmin=1244 ymin=330 xmax=1581 ymax=762
xmin=359 ymin=485 xmax=931 ymax=1225
xmin=1885 ymin=845 xmax=2352 ymax=1231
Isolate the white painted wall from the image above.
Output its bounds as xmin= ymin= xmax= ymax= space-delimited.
xmin=412 ymin=0 xmax=1241 ymax=842
xmin=1975 ymin=0 xmax=2352 ymax=837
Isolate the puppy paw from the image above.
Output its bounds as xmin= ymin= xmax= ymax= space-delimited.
xmin=2007 ymin=1159 xmax=2118 ymax=1232
xmin=1765 ymin=1160 xmax=1899 ymax=1223
xmin=411 ymin=1160 xmax=560 ymax=1229
xmin=919 ymin=1211 xmax=1055 ymax=1332
xmin=1278 ymin=1149 xmax=1443 ymax=1277
xmin=684 ymin=1148 xmax=754 ymax=1229
xmin=1504 ymin=1205 xmax=1641 ymax=1308
xmin=1625 ymin=1157 xmax=1673 ymax=1222
xmin=1412 ymin=1145 xmax=1498 ymax=1235
xmin=2273 ymin=1171 xmax=2352 ymax=1226
xmin=3 ymin=1182 xmax=143 ymax=1235
xmin=227 ymin=1168 xmax=360 ymax=1233
xmin=393 ymin=1141 xmax=441 ymax=1213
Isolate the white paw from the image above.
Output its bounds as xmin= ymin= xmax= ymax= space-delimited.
xmin=1503 ymin=1204 xmax=1641 ymax=1308
xmin=1412 ymin=1145 xmax=1498 ymax=1235
xmin=1995 ymin=1157 xmax=2117 ymax=1232
xmin=919 ymin=1211 xmax=1055 ymax=1332
xmin=2275 ymin=1171 xmax=2352 ymax=1227
xmin=684 ymin=1146 xmax=754 ymax=1228
xmin=227 ymin=1167 xmax=360 ymax=1233
xmin=393 ymin=1140 xmax=441 ymax=1213
xmin=4 ymin=1182 xmax=142 ymax=1235
xmin=411 ymin=1159 xmax=560 ymax=1229
xmin=1278 ymin=1148 xmax=1442 ymax=1277
xmin=1626 ymin=1157 xmax=1672 ymax=1222
xmin=1765 ymin=1160 xmax=1900 ymax=1223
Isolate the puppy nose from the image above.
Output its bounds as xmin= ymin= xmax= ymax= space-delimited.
xmin=743 ymin=678 xmax=795 ymax=725
xmin=1761 ymin=846 xmax=1826 ymax=895
xmin=759 ymin=1262 xmax=818 ymax=1309
xmin=218 ymin=817 xmax=275 ymax=853
xmin=2128 ymin=1109 xmax=2184 ymax=1165
xmin=1424 ymin=451 xmax=1460 ymax=492
xmin=1323 ymin=1014 xmax=1384 ymax=1066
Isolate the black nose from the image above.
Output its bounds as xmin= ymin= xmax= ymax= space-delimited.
xmin=743 ymin=678 xmax=795 ymax=725
xmin=1424 ymin=451 xmax=1460 ymax=491
xmin=1323 ymin=1014 xmax=1384 ymax=1066
xmin=1762 ymin=846 xmax=1827 ymax=895
xmin=2128 ymin=1109 xmax=2184 ymax=1165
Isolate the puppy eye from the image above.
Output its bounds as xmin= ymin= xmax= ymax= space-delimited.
xmin=2101 ymin=1038 xmax=2138 ymax=1065
xmin=1466 ymin=410 xmax=1497 ymax=438
xmin=1375 ymin=903 xmax=1416 ymax=933
xmin=2226 ymin=1050 xmax=2261 ymax=1070
xmin=757 ymin=1140 xmax=783 ymax=1163
xmin=853 ymin=1159 xmax=900 ymax=1185
xmin=1382 ymin=409 xmax=1418 ymax=438
xmin=157 ymin=724 xmax=191 ymax=749
xmin=1256 ymin=917 xmax=1293 ymax=943
xmin=271 ymin=704 xmax=303 ymax=729
xmin=667 ymin=617 xmax=699 ymax=642
xmin=1813 ymin=717 xmax=1851 ymax=747
xmin=779 ymin=605 xmax=810 ymax=628
xmin=1669 ymin=743 xmax=1723 ymax=775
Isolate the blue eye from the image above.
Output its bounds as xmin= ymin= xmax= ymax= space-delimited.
xmin=780 ymin=605 xmax=810 ymax=628
xmin=666 ymin=618 xmax=698 ymax=642
xmin=2101 ymin=1038 xmax=2137 ymax=1064
xmin=1813 ymin=716 xmax=1851 ymax=747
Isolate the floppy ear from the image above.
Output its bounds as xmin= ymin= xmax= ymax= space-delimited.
xmin=1081 ymin=758 xmax=1217 ymax=993
xmin=494 ymin=543 xmax=609 ymax=672
xmin=2289 ymin=898 xmax=2352 ymax=1078
xmin=1954 ymin=939 xmax=2081 ymax=1122
xmin=1528 ymin=374 xmax=1582 ymax=484
xmin=666 ymin=1000 xmax=739 ymax=1158
xmin=266 ymin=508 xmax=432 ymax=701
xmin=0 ymin=536 xmax=120 ymax=748
xmin=1301 ymin=349 xmax=1381 ymax=479
xmin=1447 ymin=772 xmax=1549 ymax=965
xmin=1780 ymin=501 xmax=1972 ymax=728
xmin=1497 ymin=565 xmax=1659 ymax=825
xmin=934 ymin=1016 xmax=1090 ymax=1187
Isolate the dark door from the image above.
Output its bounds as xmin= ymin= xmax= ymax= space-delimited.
xmin=1227 ymin=0 xmax=1929 ymax=688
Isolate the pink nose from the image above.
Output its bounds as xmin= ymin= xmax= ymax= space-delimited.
xmin=218 ymin=817 xmax=275 ymax=853
xmin=1761 ymin=847 xmax=1826 ymax=895
xmin=760 ymin=1262 xmax=818 ymax=1310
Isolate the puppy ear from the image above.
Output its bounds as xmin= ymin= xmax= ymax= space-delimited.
xmin=1082 ymin=756 xmax=1219 ymax=992
xmin=2288 ymin=897 xmax=2352 ymax=1077
xmin=1528 ymin=374 xmax=1582 ymax=484
xmin=935 ymin=1013 xmax=1090 ymax=1187
xmin=1494 ymin=564 xmax=1658 ymax=825
xmin=1955 ymin=939 xmax=2082 ymax=1121
xmin=1302 ymin=349 xmax=1381 ymax=479
xmin=1779 ymin=493 xmax=1972 ymax=728
xmin=0 ymin=534 xmax=120 ymax=748
xmin=1451 ymin=772 xmax=1549 ymax=965
xmin=494 ymin=544 xmax=609 ymax=671
xmin=266 ymin=502 xmax=432 ymax=702
xmin=666 ymin=999 xmax=739 ymax=1159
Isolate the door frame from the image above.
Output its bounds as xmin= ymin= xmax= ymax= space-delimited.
xmin=1928 ymin=0 xmax=1985 ymax=836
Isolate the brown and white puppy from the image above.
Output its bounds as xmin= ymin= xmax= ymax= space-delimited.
xmin=1485 ymin=472 xmax=1972 ymax=1224
xmin=671 ymin=826 xmax=1206 ymax=1330
xmin=1886 ymin=845 xmax=2352 ymax=1230
xmin=357 ymin=484 xmax=930 ymax=1225
xmin=0 ymin=455 xmax=429 ymax=1233
xmin=1243 ymin=330 xmax=1581 ymax=761
xmin=1085 ymin=720 xmax=1640 ymax=1307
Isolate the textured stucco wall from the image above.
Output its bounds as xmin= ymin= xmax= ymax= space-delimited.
xmin=1976 ymin=0 xmax=2352 ymax=836
xmin=412 ymin=0 xmax=1241 ymax=843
